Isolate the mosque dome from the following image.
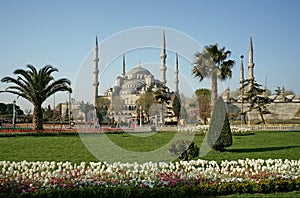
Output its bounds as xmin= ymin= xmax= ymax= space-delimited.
xmin=126 ymin=66 xmax=151 ymax=80
xmin=122 ymin=79 xmax=144 ymax=88
xmin=121 ymin=79 xmax=145 ymax=94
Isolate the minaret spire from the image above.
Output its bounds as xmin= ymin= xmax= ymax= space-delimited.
xmin=174 ymin=52 xmax=179 ymax=93
xmin=122 ymin=54 xmax=125 ymax=77
xmin=160 ymin=31 xmax=167 ymax=86
xmin=247 ymin=34 xmax=255 ymax=91
xmin=93 ymin=35 xmax=99 ymax=107
xmin=240 ymin=55 xmax=244 ymax=94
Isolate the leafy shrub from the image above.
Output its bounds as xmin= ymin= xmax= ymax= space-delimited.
xmin=168 ymin=139 xmax=199 ymax=161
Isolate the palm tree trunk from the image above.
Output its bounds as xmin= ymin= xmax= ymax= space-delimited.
xmin=211 ymin=73 xmax=218 ymax=110
xmin=33 ymin=104 xmax=43 ymax=130
xmin=84 ymin=113 xmax=88 ymax=124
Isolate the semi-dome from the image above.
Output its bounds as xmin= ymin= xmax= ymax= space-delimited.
xmin=122 ymin=79 xmax=145 ymax=89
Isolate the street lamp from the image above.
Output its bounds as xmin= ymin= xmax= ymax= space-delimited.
xmin=12 ymin=99 xmax=16 ymax=128
xmin=240 ymin=55 xmax=244 ymax=128
xmin=140 ymin=105 xmax=142 ymax=127
xmin=68 ymin=91 xmax=71 ymax=127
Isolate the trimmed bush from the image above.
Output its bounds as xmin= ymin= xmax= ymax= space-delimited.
xmin=208 ymin=97 xmax=232 ymax=152
xmin=168 ymin=139 xmax=199 ymax=161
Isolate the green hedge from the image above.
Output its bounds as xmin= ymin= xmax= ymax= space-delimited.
xmin=1 ymin=178 xmax=299 ymax=198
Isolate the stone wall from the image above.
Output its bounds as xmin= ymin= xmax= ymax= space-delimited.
xmin=227 ymin=102 xmax=300 ymax=121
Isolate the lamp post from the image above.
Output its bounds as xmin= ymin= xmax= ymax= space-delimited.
xmin=68 ymin=91 xmax=71 ymax=127
xmin=53 ymin=93 xmax=56 ymax=129
xmin=12 ymin=99 xmax=16 ymax=128
xmin=140 ymin=105 xmax=142 ymax=127
xmin=240 ymin=55 xmax=244 ymax=128
xmin=161 ymin=104 xmax=164 ymax=127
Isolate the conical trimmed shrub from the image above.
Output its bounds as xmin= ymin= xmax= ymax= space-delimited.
xmin=207 ymin=97 xmax=232 ymax=152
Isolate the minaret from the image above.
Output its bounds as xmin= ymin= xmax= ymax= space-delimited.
xmin=174 ymin=52 xmax=179 ymax=94
xmin=122 ymin=55 xmax=125 ymax=77
xmin=240 ymin=55 xmax=244 ymax=94
xmin=160 ymin=31 xmax=167 ymax=86
xmin=93 ymin=36 xmax=99 ymax=107
xmin=247 ymin=35 xmax=255 ymax=91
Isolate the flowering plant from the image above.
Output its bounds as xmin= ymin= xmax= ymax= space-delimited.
xmin=178 ymin=125 xmax=253 ymax=136
xmin=0 ymin=158 xmax=299 ymax=195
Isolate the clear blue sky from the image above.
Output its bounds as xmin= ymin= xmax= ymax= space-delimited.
xmin=0 ymin=0 xmax=299 ymax=111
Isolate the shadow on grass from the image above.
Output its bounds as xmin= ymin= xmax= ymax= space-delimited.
xmin=226 ymin=145 xmax=300 ymax=153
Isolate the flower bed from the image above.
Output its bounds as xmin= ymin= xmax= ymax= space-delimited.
xmin=0 ymin=127 xmax=126 ymax=137
xmin=0 ymin=159 xmax=299 ymax=196
xmin=178 ymin=125 xmax=253 ymax=136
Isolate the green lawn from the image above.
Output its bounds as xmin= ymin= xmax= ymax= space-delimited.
xmin=196 ymin=131 xmax=300 ymax=162
xmin=0 ymin=131 xmax=299 ymax=164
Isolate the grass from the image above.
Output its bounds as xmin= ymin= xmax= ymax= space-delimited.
xmin=107 ymin=131 xmax=176 ymax=152
xmin=197 ymin=131 xmax=300 ymax=163
xmin=0 ymin=131 xmax=299 ymax=164
xmin=0 ymin=135 xmax=98 ymax=163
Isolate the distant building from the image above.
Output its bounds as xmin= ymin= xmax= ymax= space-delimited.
xmin=93 ymin=32 xmax=180 ymax=125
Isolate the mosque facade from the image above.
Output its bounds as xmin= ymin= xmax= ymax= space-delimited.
xmin=93 ymin=32 xmax=179 ymax=125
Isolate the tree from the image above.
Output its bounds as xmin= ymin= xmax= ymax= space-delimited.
xmin=211 ymin=113 xmax=232 ymax=152
xmin=0 ymin=65 xmax=72 ymax=130
xmin=193 ymin=44 xmax=235 ymax=108
xmin=79 ymin=101 xmax=94 ymax=122
xmin=95 ymin=97 xmax=111 ymax=123
xmin=274 ymin=86 xmax=281 ymax=96
xmin=207 ymin=97 xmax=232 ymax=152
xmin=153 ymin=85 xmax=171 ymax=105
xmin=43 ymin=105 xmax=53 ymax=122
xmin=195 ymin=88 xmax=211 ymax=125
xmin=242 ymin=80 xmax=271 ymax=125
xmin=153 ymin=84 xmax=171 ymax=126
xmin=0 ymin=102 xmax=24 ymax=116
xmin=168 ymin=139 xmax=199 ymax=161
xmin=136 ymin=92 xmax=156 ymax=119
xmin=171 ymin=93 xmax=181 ymax=119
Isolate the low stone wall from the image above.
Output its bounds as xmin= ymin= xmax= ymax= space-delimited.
xmin=228 ymin=102 xmax=300 ymax=121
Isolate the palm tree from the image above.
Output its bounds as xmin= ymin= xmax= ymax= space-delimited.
xmin=79 ymin=101 xmax=94 ymax=122
xmin=193 ymin=44 xmax=235 ymax=109
xmin=0 ymin=65 xmax=72 ymax=130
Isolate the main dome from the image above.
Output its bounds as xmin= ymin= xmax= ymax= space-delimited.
xmin=126 ymin=66 xmax=151 ymax=76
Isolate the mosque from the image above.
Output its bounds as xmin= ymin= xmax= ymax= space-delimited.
xmin=62 ymin=34 xmax=300 ymax=126
xmin=93 ymin=32 xmax=180 ymax=125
